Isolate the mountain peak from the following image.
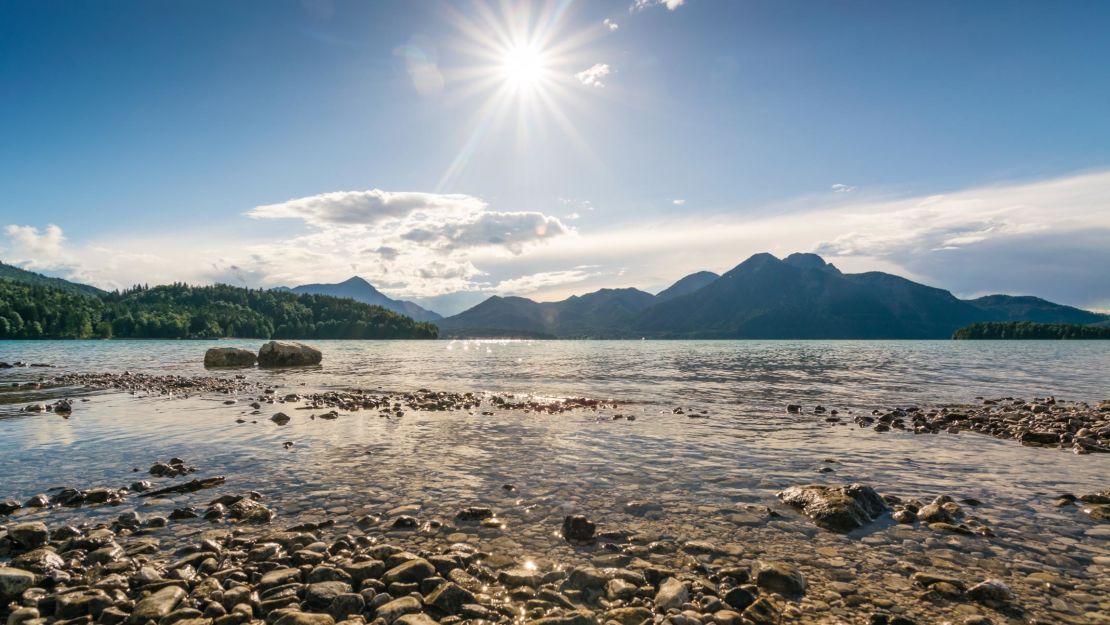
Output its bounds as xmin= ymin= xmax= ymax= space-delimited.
xmin=783 ymin=252 xmax=841 ymax=274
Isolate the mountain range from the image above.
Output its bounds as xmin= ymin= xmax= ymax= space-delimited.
xmin=436 ymin=252 xmax=1109 ymax=339
xmin=276 ymin=277 xmax=442 ymax=323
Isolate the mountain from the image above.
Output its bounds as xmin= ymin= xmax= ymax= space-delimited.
xmin=0 ymin=261 xmax=106 ymax=297
xmin=441 ymin=252 xmax=1107 ymax=339
xmin=636 ymin=253 xmax=984 ymax=339
xmin=437 ymin=288 xmax=655 ymax=338
xmin=285 ymin=277 xmax=442 ymax=322
xmin=966 ymin=295 xmax=1109 ymax=325
xmin=655 ymin=271 xmax=719 ymax=302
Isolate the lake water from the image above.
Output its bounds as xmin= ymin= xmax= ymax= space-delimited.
xmin=2 ymin=339 xmax=1109 ymax=624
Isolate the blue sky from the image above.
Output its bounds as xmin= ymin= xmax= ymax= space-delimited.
xmin=2 ymin=0 xmax=1110 ymax=313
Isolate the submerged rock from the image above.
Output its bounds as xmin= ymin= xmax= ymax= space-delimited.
xmin=258 ymin=341 xmax=323 ymax=367
xmin=777 ymin=483 xmax=888 ymax=532
xmin=204 ymin=347 xmax=257 ymax=368
xmin=562 ymin=515 xmax=596 ymax=541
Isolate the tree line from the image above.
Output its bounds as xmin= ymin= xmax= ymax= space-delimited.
xmin=952 ymin=321 xmax=1110 ymax=340
xmin=0 ymin=280 xmax=439 ymax=340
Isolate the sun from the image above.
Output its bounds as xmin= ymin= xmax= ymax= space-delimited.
xmin=501 ymin=43 xmax=548 ymax=89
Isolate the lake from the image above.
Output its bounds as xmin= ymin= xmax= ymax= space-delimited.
xmin=1 ymin=339 xmax=1109 ymax=624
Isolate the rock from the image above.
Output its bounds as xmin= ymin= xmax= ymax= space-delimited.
xmin=271 ymin=413 xmax=292 ymax=425
xmin=8 ymin=522 xmax=49 ymax=550
xmin=916 ymin=503 xmax=953 ymax=524
xmin=261 ymin=568 xmax=302 ymax=589
xmin=375 ymin=596 xmax=421 ymax=623
xmin=722 ymin=587 xmax=756 ymax=611
xmin=0 ymin=499 xmax=21 ymax=515
xmin=273 ymin=613 xmax=336 ymax=625
xmin=564 ymin=567 xmax=607 ymax=591
xmin=455 ymin=507 xmax=494 ymax=521
xmin=1020 ymin=431 xmax=1060 ymax=445
xmin=306 ymin=582 xmax=353 ymax=609
xmin=394 ymin=615 xmax=438 ymax=625
xmin=777 ymin=484 xmax=887 ymax=532
xmin=204 ymin=348 xmax=256 ymax=368
xmin=258 ymin=341 xmax=322 ymax=367
xmin=966 ymin=580 xmax=1014 ymax=605
xmin=562 ymin=515 xmax=596 ymax=541
xmin=55 ymin=588 xmax=113 ymax=619
xmin=6 ymin=607 xmax=40 ymax=625
xmin=741 ymin=597 xmax=781 ymax=625
xmin=382 ymin=559 xmax=435 ymax=585
xmin=603 ymin=607 xmax=652 ymax=625
xmin=128 ymin=585 xmax=187 ymax=623
xmin=424 ymin=582 xmax=476 ymax=614
xmin=0 ymin=567 xmax=37 ymax=602
xmin=654 ymin=577 xmax=688 ymax=611
xmin=754 ymin=562 xmax=806 ymax=598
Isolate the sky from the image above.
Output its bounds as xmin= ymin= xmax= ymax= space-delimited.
xmin=2 ymin=0 xmax=1109 ymax=315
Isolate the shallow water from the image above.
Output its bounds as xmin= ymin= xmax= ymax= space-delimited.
xmin=2 ymin=339 xmax=1109 ymax=624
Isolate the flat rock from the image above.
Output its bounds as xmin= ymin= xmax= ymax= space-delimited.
xmin=273 ymin=613 xmax=336 ymax=625
xmin=8 ymin=522 xmax=49 ymax=550
xmin=654 ymin=577 xmax=688 ymax=611
xmin=129 ymin=585 xmax=186 ymax=623
xmin=375 ymin=596 xmax=422 ymax=623
xmin=755 ymin=562 xmax=806 ymax=598
xmin=0 ymin=567 xmax=37 ymax=602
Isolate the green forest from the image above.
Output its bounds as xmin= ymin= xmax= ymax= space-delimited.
xmin=952 ymin=321 xmax=1110 ymax=340
xmin=0 ymin=280 xmax=439 ymax=339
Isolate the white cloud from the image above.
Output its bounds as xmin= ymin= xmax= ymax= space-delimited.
xmin=565 ymin=212 xmax=581 ymax=220
xmin=492 ymin=268 xmax=600 ymax=295
xmin=575 ymin=63 xmax=611 ymax=88
xmin=831 ymin=183 xmax=855 ymax=193
xmin=249 ymin=189 xmax=483 ymax=226
xmin=672 ymin=199 xmax=686 ymax=206
xmin=632 ymin=0 xmax=685 ymax=11
xmin=4 ymin=224 xmax=65 ymax=260
xmin=603 ymin=18 xmax=619 ymax=31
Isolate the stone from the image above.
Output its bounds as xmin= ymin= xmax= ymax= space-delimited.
xmin=424 ymin=582 xmax=475 ymax=614
xmin=129 ymin=585 xmax=187 ymax=623
xmin=55 ymin=589 xmax=114 ymax=619
xmin=754 ymin=562 xmax=806 ymax=598
xmin=777 ymin=484 xmax=887 ymax=532
xmin=966 ymin=580 xmax=1014 ymax=605
xmin=258 ymin=341 xmax=323 ymax=367
xmin=741 ymin=597 xmax=781 ymax=625
xmin=271 ymin=413 xmax=292 ymax=425
xmin=562 ymin=515 xmax=596 ymax=541
xmin=722 ymin=586 xmax=756 ymax=611
xmin=375 ymin=596 xmax=421 ymax=623
xmin=0 ymin=500 xmax=22 ymax=515
xmin=273 ymin=613 xmax=336 ymax=625
xmin=306 ymin=582 xmax=353 ymax=609
xmin=8 ymin=522 xmax=49 ymax=550
xmin=603 ymin=608 xmax=652 ymax=625
xmin=0 ymin=567 xmax=37 ymax=602
xmin=382 ymin=559 xmax=435 ymax=585
xmin=393 ymin=615 xmax=438 ymax=625
xmin=654 ymin=577 xmax=688 ymax=612
xmin=204 ymin=348 xmax=256 ymax=368
xmin=261 ymin=568 xmax=302 ymax=589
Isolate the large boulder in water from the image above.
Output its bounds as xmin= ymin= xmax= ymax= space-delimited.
xmin=204 ymin=347 xmax=256 ymax=368
xmin=777 ymin=483 xmax=887 ymax=532
xmin=257 ymin=341 xmax=322 ymax=367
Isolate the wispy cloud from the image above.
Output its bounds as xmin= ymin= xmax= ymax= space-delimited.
xmin=672 ymin=199 xmax=686 ymax=206
xmin=632 ymin=0 xmax=686 ymax=11
xmin=574 ymin=63 xmax=611 ymax=88
xmin=831 ymin=183 xmax=855 ymax=193
xmin=603 ymin=18 xmax=619 ymax=31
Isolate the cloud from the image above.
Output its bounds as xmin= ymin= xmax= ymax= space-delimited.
xmin=575 ymin=63 xmax=611 ymax=88
xmin=400 ymin=211 xmax=569 ymax=254
xmin=248 ymin=189 xmax=484 ymax=226
xmin=492 ymin=267 xmax=600 ymax=295
xmin=603 ymin=18 xmax=619 ymax=31
xmin=565 ymin=212 xmax=581 ymax=220
xmin=4 ymin=224 xmax=66 ymax=260
xmin=672 ymin=199 xmax=686 ymax=206
xmin=831 ymin=183 xmax=855 ymax=193
xmin=632 ymin=0 xmax=685 ymax=11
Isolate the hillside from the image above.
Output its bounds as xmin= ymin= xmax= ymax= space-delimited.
xmin=953 ymin=322 xmax=1110 ymax=340
xmin=655 ymin=271 xmax=719 ymax=302
xmin=0 ymin=281 xmax=438 ymax=340
xmin=0 ymin=261 xmax=106 ymax=297
xmin=437 ymin=288 xmax=655 ymax=339
xmin=967 ymin=295 xmax=1109 ymax=325
xmin=283 ymin=276 xmax=442 ymax=322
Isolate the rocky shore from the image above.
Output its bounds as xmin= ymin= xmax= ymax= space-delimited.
xmin=2 ymin=371 xmax=1109 ymax=625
